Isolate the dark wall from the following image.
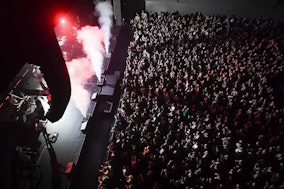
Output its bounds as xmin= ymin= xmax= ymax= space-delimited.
xmin=121 ymin=0 xmax=145 ymax=22
xmin=145 ymin=0 xmax=284 ymax=22
xmin=70 ymin=0 xmax=99 ymax=26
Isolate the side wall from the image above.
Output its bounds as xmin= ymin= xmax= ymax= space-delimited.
xmin=146 ymin=0 xmax=284 ymax=22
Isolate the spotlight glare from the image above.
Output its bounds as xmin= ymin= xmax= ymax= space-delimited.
xmin=60 ymin=18 xmax=66 ymax=24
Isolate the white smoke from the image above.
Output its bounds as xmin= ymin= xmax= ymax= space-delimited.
xmin=60 ymin=1 xmax=114 ymax=118
xmin=66 ymin=25 xmax=105 ymax=117
xmin=66 ymin=58 xmax=94 ymax=117
xmin=94 ymin=0 xmax=113 ymax=55
xmin=77 ymin=25 xmax=105 ymax=80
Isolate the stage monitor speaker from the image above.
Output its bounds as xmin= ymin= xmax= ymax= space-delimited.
xmin=91 ymin=92 xmax=98 ymax=100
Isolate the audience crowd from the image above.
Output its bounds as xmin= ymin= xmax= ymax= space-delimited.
xmin=98 ymin=11 xmax=284 ymax=189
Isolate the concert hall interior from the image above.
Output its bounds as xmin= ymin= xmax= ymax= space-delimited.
xmin=0 ymin=0 xmax=283 ymax=189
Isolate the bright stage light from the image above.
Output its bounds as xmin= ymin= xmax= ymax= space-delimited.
xmin=60 ymin=18 xmax=66 ymax=24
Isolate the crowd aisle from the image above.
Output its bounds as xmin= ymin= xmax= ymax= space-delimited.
xmin=98 ymin=11 xmax=284 ymax=189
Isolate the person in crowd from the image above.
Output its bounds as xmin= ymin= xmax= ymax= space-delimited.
xmin=98 ymin=11 xmax=284 ymax=189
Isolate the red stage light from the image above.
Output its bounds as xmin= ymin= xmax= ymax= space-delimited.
xmin=54 ymin=12 xmax=68 ymax=26
xmin=60 ymin=18 xmax=66 ymax=24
